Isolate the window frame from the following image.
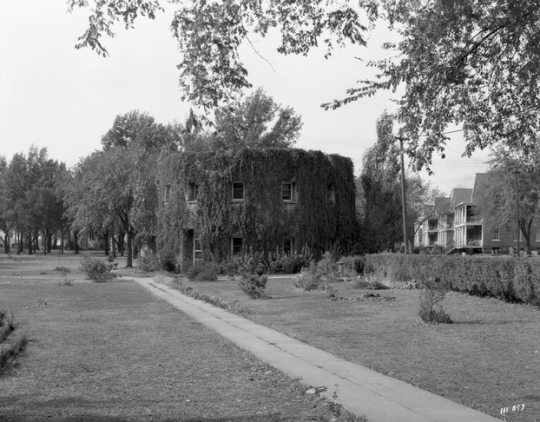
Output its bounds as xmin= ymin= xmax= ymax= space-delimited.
xmin=281 ymin=182 xmax=296 ymax=202
xmin=232 ymin=182 xmax=244 ymax=202
xmin=186 ymin=182 xmax=199 ymax=202
xmin=492 ymin=229 xmax=500 ymax=241
xmin=231 ymin=236 xmax=243 ymax=256
xmin=164 ymin=184 xmax=171 ymax=205
xmin=194 ymin=236 xmax=202 ymax=262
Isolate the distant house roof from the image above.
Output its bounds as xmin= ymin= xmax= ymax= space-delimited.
xmin=472 ymin=173 xmax=489 ymax=202
xmin=450 ymin=188 xmax=473 ymax=207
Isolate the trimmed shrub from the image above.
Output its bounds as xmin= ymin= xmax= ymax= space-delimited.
xmin=361 ymin=253 xmax=540 ymax=306
xmin=79 ymin=257 xmax=115 ymax=282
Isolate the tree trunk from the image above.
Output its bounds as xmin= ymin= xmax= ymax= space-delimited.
xmin=3 ymin=232 xmax=8 ymax=254
xmin=47 ymin=230 xmax=52 ymax=253
xmin=27 ymin=232 xmax=33 ymax=255
xmin=17 ymin=232 xmax=21 ymax=255
xmin=60 ymin=229 xmax=64 ymax=254
xmin=104 ymin=228 xmax=109 ymax=256
xmin=112 ymin=233 xmax=117 ymax=259
xmin=126 ymin=230 xmax=133 ymax=268
xmin=74 ymin=230 xmax=80 ymax=255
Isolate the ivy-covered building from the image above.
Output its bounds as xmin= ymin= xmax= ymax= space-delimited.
xmin=157 ymin=149 xmax=358 ymax=268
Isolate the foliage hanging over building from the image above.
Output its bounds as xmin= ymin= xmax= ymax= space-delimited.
xmin=157 ymin=148 xmax=358 ymax=264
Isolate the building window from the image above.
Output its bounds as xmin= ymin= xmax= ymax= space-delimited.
xmin=232 ymin=237 xmax=243 ymax=255
xmin=194 ymin=237 xmax=202 ymax=262
xmin=492 ymin=229 xmax=500 ymax=241
xmin=186 ymin=182 xmax=198 ymax=202
xmin=232 ymin=182 xmax=244 ymax=201
xmin=492 ymin=247 xmax=501 ymax=254
xmin=282 ymin=182 xmax=296 ymax=202
xmin=164 ymin=184 xmax=171 ymax=205
xmin=327 ymin=184 xmax=335 ymax=204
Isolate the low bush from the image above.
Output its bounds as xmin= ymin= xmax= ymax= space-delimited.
xmin=159 ymin=249 xmax=178 ymax=273
xmin=238 ymin=263 xmax=268 ymax=299
xmin=418 ymin=277 xmax=453 ymax=324
xmin=187 ymin=261 xmax=218 ymax=281
xmin=79 ymin=257 xmax=115 ymax=283
xmin=53 ymin=266 xmax=71 ymax=276
xmin=138 ymin=250 xmax=161 ymax=273
xmin=295 ymin=253 xmax=339 ymax=292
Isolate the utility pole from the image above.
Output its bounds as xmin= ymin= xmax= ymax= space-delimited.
xmin=399 ymin=137 xmax=409 ymax=254
xmin=512 ymin=171 xmax=520 ymax=257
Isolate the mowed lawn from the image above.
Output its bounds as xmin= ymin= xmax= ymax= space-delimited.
xmin=178 ymin=274 xmax=540 ymax=422
xmin=0 ymin=254 xmax=360 ymax=422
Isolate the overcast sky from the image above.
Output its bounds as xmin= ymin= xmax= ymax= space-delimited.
xmin=0 ymin=0 xmax=490 ymax=195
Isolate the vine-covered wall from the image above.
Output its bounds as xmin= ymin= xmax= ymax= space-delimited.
xmin=157 ymin=148 xmax=358 ymax=264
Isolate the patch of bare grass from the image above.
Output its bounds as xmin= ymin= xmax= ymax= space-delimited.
xmin=178 ymin=275 xmax=540 ymax=421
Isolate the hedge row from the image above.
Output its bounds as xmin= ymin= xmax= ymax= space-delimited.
xmin=359 ymin=254 xmax=540 ymax=306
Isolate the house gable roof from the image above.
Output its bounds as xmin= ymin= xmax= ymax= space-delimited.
xmin=450 ymin=188 xmax=473 ymax=207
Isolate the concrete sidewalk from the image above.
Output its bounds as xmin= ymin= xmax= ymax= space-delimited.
xmin=133 ymin=277 xmax=500 ymax=422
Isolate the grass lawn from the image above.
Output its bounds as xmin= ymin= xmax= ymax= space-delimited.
xmin=177 ymin=274 xmax=540 ymax=422
xmin=0 ymin=254 xmax=364 ymax=422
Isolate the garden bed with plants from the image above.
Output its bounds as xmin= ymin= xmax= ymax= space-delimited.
xmin=171 ymin=257 xmax=540 ymax=422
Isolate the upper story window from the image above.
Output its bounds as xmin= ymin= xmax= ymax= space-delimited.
xmin=492 ymin=229 xmax=500 ymax=241
xmin=232 ymin=182 xmax=244 ymax=201
xmin=186 ymin=182 xmax=198 ymax=202
xmin=327 ymin=184 xmax=335 ymax=205
xmin=282 ymin=182 xmax=296 ymax=202
xmin=194 ymin=237 xmax=202 ymax=262
xmin=164 ymin=184 xmax=171 ymax=205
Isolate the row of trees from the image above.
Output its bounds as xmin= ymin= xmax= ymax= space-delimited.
xmin=0 ymin=88 xmax=304 ymax=265
xmin=0 ymin=148 xmax=68 ymax=255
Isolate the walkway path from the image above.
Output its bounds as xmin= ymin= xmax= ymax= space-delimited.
xmin=133 ymin=277 xmax=500 ymax=422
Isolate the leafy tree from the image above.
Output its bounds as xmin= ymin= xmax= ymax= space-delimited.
xmin=101 ymin=110 xmax=181 ymax=152
xmin=358 ymin=111 xmax=403 ymax=253
xmin=68 ymin=0 xmax=378 ymax=109
xmin=210 ymin=88 xmax=303 ymax=151
xmin=70 ymin=0 xmax=540 ymax=164
xmin=324 ymin=0 xmax=540 ymax=166
xmin=475 ymin=148 xmax=540 ymax=255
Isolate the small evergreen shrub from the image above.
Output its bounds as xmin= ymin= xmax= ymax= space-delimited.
xmin=238 ymin=262 xmax=268 ymax=298
xmin=79 ymin=257 xmax=115 ymax=283
xmin=239 ymin=274 xmax=269 ymax=299
xmin=418 ymin=277 xmax=452 ymax=324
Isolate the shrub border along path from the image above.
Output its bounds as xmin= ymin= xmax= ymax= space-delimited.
xmin=140 ymin=276 xmax=500 ymax=422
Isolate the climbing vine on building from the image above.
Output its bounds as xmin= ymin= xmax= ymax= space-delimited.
xmin=157 ymin=148 xmax=358 ymax=264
